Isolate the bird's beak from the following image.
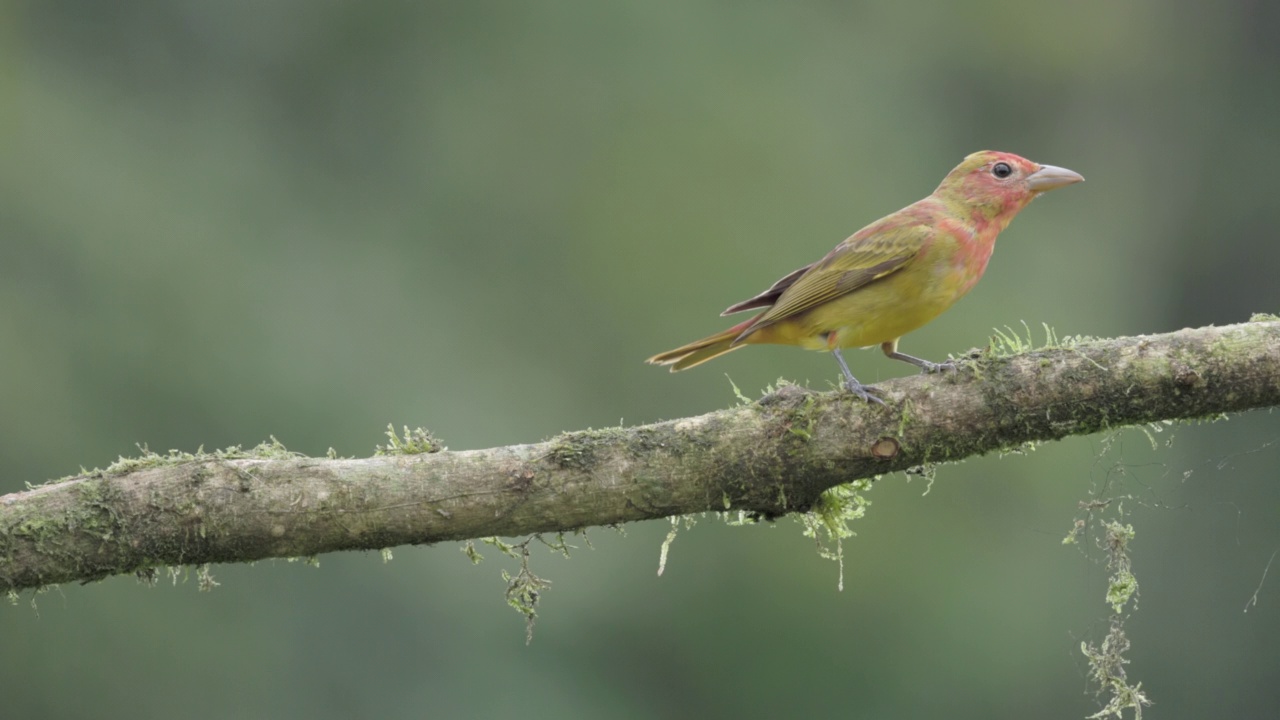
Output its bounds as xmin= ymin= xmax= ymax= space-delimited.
xmin=1027 ymin=164 xmax=1085 ymax=192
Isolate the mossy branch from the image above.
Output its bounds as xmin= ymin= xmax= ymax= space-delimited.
xmin=2 ymin=319 xmax=1278 ymax=593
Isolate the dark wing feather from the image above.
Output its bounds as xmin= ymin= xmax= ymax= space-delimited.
xmin=721 ymin=263 xmax=815 ymax=315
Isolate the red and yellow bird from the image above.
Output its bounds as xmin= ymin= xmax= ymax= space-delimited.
xmin=647 ymin=151 xmax=1084 ymax=404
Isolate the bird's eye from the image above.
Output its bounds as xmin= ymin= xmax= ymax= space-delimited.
xmin=992 ymin=162 xmax=1013 ymax=179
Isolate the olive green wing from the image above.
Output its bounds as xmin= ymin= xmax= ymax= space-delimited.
xmin=735 ymin=224 xmax=931 ymax=341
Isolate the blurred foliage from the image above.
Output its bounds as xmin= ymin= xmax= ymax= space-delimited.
xmin=2 ymin=1 xmax=1278 ymax=718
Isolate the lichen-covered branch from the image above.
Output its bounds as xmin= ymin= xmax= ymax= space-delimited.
xmin=2 ymin=319 xmax=1278 ymax=593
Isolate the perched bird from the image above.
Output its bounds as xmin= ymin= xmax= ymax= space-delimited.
xmin=647 ymin=150 xmax=1084 ymax=404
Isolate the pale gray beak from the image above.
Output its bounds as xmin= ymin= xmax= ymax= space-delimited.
xmin=1027 ymin=164 xmax=1085 ymax=192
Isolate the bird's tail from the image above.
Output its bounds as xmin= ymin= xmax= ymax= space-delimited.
xmin=646 ymin=318 xmax=756 ymax=372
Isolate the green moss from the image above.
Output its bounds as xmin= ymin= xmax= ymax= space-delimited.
xmin=14 ymin=437 xmax=306 ymax=488
xmin=985 ymin=321 xmax=1105 ymax=361
xmin=546 ymin=426 xmax=627 ymax=470
xmin=987 ymin=323 xmax=1034 ymax=357
xmin=1081 ymin=629 xmax=1150 ymax=719
xmin=547 ymin=438 xmax=590 ymax=469
xmin=196 ymin=563 xmax=220 ymax=591
xmin=1067 ymin=478 xmax=1149 ymax=718
xmin=3 ymin=475 xmax=133 ymax=588
xmin=463 ymin=534 xmax=575 ymax=643
xmin=72 ymin=479 xmax=126 ymax=541
xmin=12 ymin=515 xmax=58 ymax=551
xmin=797 ymin=479 xmax=873 ymax=591
xmin=896 ymin=399 xmax=915 ymax=438
xmin=784 ymin=393 xmax=818 ymax=441
xmin=375 ymin=425 xmax=444 ymax=455
xmin=3 ymin=437 xmax=324 ymax=592
xmin=726 ymin=374 xmax=753 ymax=405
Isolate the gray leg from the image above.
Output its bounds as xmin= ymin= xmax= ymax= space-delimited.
xmin=880 ymin=340 xmax=956 ymax=374
xmin=832 ymin=348 xmax=885 ymax=405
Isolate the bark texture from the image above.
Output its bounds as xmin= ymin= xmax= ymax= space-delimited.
xmin=2 ymin=319 xmax=1278 ymax=592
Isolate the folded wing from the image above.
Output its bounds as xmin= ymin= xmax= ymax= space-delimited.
xmin=733 ymin=225 xmax=930 ymax=342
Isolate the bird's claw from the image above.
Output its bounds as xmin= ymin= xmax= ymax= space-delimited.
xmin=844 ymin=380 xmax=887 ymax=406
xmin=919 ymin=360 xmax=959 ymax=375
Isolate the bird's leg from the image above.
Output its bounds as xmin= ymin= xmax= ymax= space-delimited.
xmin=880 ymin=339 xmax=956 ymax=374
xmin=831 ymin=348 xmax=885 ymax=405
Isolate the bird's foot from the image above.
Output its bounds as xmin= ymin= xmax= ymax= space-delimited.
xmin=843 ymin=379 xmax=886 ymax=406
xmin=918 ymin=359 xmax=959 ymax=374
xmin=831 ymin=348 xmax=886 ymax=405
xmin=882 ymin=347 xmax=957 ymax=375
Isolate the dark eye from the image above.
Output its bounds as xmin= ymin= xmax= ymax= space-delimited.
xmin=992 ymin=162 xmax=1013 ymax=179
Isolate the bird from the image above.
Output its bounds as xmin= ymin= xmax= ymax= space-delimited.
xmin=646 ymin=150 xmax=1084 ymax=404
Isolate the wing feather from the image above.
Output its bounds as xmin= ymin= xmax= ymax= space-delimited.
xmin=735 ymin=225 xmax=931 ymax=341
xmin=721 ymin=263 xmax=815 ymax=315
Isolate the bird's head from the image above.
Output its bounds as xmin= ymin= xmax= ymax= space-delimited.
xmin=935 ymin=150 xmax=1084 ymax=226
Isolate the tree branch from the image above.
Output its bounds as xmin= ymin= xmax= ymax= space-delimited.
xmin=3 ymin=319 xmax=1278 ymax=592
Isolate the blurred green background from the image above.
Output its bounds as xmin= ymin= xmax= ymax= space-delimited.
xmin=3 ymin=1 xmax=1279 ymax=718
